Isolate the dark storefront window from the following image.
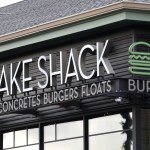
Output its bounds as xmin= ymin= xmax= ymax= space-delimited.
xmin=89 ymin=112 xmax=133 ymax=150
xmin=44 ymin=120 xmax=83 ymax=150
xmin=3 ymin=128 xmax=39 ymax=150
xmin=141 ymin=109 xmax=150 ymax=150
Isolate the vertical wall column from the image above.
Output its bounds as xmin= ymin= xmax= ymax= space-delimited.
xmin=133 ymin=106 xmax=141 ymax=150
xmin=83 ymin=116 xmax=89 ymax=150
xmin=0 ymin=131 xmax=3 ymax=149
xmin=39 ymin=124 xmax=44 ymax=150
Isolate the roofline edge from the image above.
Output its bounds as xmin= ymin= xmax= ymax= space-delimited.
xmin=0 ymin=1 xmax=150 ymax=43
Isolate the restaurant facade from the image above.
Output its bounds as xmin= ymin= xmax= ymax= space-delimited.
xmin=0 ymin=1 xmax=150 ymax=150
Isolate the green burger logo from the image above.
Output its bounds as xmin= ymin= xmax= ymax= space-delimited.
xmin=129 ymin=42 xmax=150 ymax=75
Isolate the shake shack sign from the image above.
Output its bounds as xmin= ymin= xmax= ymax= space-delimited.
xmin=0 ymin=40 xmax=115 ymax=114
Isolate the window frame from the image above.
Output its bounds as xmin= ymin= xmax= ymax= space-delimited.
xmin=2 ymin=109 xmax=133 ymax=150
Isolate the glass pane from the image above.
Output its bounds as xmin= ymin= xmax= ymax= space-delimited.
xmin=15 ymin=130 xmax=27 ymax=147
xmin=89 ymin=131 xmax=133 ymax=150
xmin=141 ymin=130 xmax=150 ymax=150
xmin=89 ymin=112 xmax=132 ymax=135
xmin=57 ymin=120 xmax=83 ymax=139
xmin=141 ymin=109 xmax=150 ymax=150
xmin=6 ymin=145 xmax=39 ymax=150
xmin=44 ymin=125 xmax=55 ymax=142
xmin=28 ymin=128 xmax=39 ymax=144
xmin=141 ymin=109 xmax=150 ymax=129
xmin=44 ymin=138 xmax=83 ymax=150
xmin=3 ymin=132 xmax=14 ymax=149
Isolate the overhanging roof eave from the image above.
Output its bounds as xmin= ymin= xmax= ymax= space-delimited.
xmin=0 ymin=1 xmax=150 ymax=53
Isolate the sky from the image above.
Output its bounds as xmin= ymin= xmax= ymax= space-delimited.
xmin=0 ymin=0 xmax=22 ymax=8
